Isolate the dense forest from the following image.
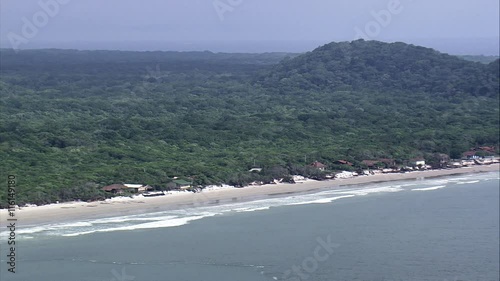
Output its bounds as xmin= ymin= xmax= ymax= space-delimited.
xmin=0 ymin=40 xmax=498 ymax=206
xmin=459 ymin=55 xmax=499 ymax=64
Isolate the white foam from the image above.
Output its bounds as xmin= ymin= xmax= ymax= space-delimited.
xmin=62 ymin=215 xmax=211 ymax=237
xmin=336 ymin=186 xmax=403 ymax=196
xmin=464 ymin=180 xmax=480 ymax=184
xmin=412 ymin=185 xmax=446 ymax=191
xmin=287 ymin=195 xmax=356 ymax=205
xmin=13 ymin=226 xmax=49 ymax=235
xmin=89 ymin=215 xmax=177 ymax=224
xmin=20 ymin=173 xmax=498 ymax=238
xmin=234 ymin=206 xmax=270 ymax=213
xmin=58 ymin=221 xmax=93 ymax=227
xmin=4 ymin=224 xmax=66 ymax=236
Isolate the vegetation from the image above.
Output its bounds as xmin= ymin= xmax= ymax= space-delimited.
xmin=459 ymin=55 xmax=499 ymax=64
xmin=0 ymin=40 xmax=498 ymax=207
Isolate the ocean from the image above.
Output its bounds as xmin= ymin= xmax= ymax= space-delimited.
xmin=1 ymin=172 xmax=499 ymax=281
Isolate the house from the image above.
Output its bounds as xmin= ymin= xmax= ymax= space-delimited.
xmin=333 ymin=160 xmax=353 ymax=166
xmin=124 ymin=184 xmax=153 ymax=193
xmin=102 ymin=184 xmax=152 ymax=194
xmin=102 ymin=184 xmax=127 ymax=194
xmin=477 ymin=146 xmax=496 ymax=153
xmin=172 ymin=179 xmax=191 ymax=190
xmin=410 ymin=158 xmax=426 ymax=167
xmin=310 ymin=161 xmax=327 ymax=171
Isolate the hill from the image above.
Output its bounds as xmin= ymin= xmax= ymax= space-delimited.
xmin=264 ymin=40 xmax=498 ymax=97
xmin=0 ymin=41 xmax=498 ymax=206
xmin=459 ymin=55 xmax=499 ymax=64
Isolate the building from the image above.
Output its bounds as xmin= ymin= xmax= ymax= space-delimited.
xmin=333 ymin=160 xmax=353 ymax=166
xmin=123 ymin=184 xmax=153 ymax=193
xmin=101 ymin=184 xmax=152 ymax=194
xmin=310 ymin=161 xmax=327 ymax=171
xmin=410 ymin=158 xmax=426 ymax=167
xmin=102 ymin=184 xmax=127 ymax=194
xmin=172 ymin=179 xmax=192 ymax=190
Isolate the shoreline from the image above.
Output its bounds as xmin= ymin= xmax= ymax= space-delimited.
xmin=1 ymin=164 xmax=498 ymax=226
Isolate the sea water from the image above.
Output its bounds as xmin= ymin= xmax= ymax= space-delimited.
xmin=1 ymin=172 xmax=498 ymax=281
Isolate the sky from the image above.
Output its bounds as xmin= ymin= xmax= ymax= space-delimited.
xmin=0 ymin=0 xmax=499 ymax=54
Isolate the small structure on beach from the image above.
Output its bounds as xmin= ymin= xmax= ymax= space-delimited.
xmin=102 ymin=184 xmax=127 ymax=194
xmin=124 ymin=184 xmax=153 ymax=193
xmin=333 ymin=160 xmax=353 ymax=166
xmin=410 ymin=158 xmax=426 ymax=167
xmin=102 ymin=184 xmax=152 ymax=194
xmin=310 ymin=161 xmax=327 ymax=171
xmin=169 ymin=179 xmax=192 ymax=190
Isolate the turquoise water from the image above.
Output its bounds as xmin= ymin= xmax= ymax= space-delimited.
xmin=1 ymin=172 xmax=499 ymax=281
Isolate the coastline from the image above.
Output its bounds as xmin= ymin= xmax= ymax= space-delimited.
xmin=1 ymin=164 xmax=498 ymax=226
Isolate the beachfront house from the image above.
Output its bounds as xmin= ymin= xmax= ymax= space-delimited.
xmin=102 ymin=184 xmax=127 ymax=194
xmin=310 ymin=161 xmax=327 ymax=171
xmin=410 ymin=158 xmax=426 ymax=168
xmin=333 ymin=160 xmax=353 ymax=166
xmin=172 ymin=179 xmax=192 ymax=190
xmin=102 ymin=183 xmax=152 ymax=194
xmin=124 ymin=184 xmax=153 ymax=193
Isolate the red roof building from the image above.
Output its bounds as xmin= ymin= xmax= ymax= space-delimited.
xmin=334 ymin=160 xmax=353 ymax=166
xmin=310 ymin=161 xmax=327 ymax=171
xmin=102 ymin=184 xmax=127 ymax=193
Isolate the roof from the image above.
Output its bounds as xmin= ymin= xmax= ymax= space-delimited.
xmin=123 ymin=184 xmax=144 ymax=188
xmin=478 ymin=146 xmax=495 ymax=152
xmin=102 ymin=184 xmax=126 ymax=191
xmin=310 ymin=161 xmax=326 ymax=168
xmin=173 ymin=179 xmax=191 ymax=186
xmin=335 ymin=160 xmax=353 ymax=166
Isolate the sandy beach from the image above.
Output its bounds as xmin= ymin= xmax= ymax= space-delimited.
xmin=1 ymin=164 xmax=498 ymax=226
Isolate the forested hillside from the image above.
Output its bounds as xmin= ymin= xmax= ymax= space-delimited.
xmin=459 ymin=55 xmax=499 ymax=64
xmin=0 ymin=40 xmax=498 ymax=206
xmin=265 ymin=40 xmax=498 ymax=97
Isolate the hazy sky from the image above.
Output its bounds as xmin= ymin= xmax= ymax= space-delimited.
xmin=1 ymin=0 xmax=499 ymax=54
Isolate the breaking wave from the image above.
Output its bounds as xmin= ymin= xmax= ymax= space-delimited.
xmin=2 ymin=172 xmax=496 ymax=238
